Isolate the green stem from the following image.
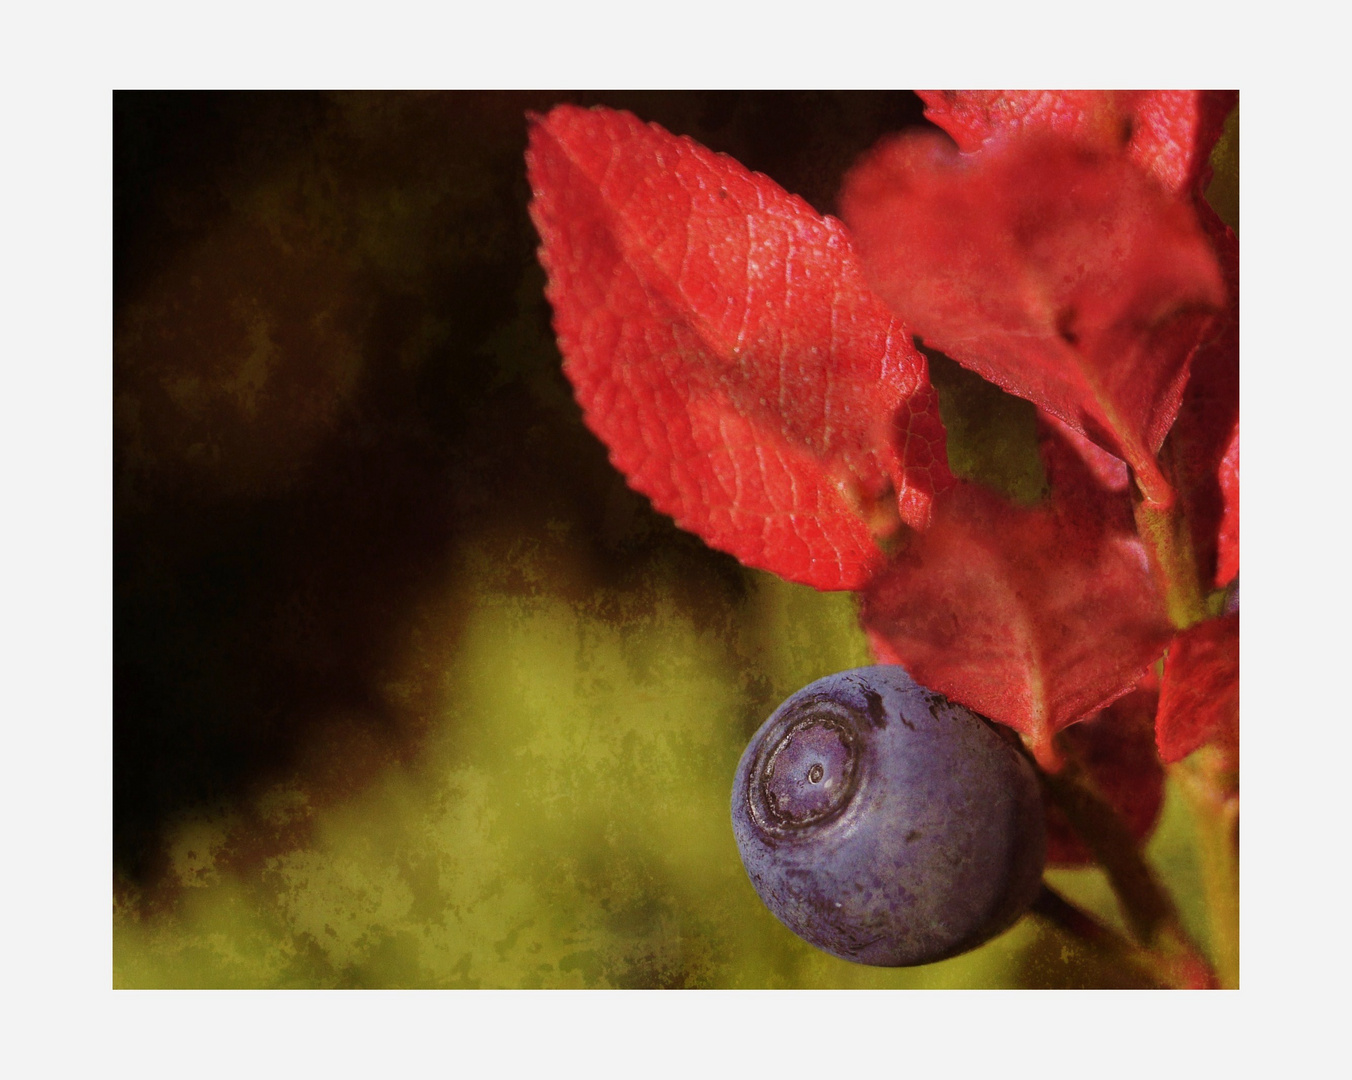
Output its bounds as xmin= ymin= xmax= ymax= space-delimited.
xmin=1133 ymin=493 xmax=1209 ymax=631
xmin=1037 ymin=743 xmax=1218 ymax=988
xmin=1171 ymin=746 xmax=1240 ymax=989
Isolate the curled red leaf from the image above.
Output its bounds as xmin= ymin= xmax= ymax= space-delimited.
xmin=1156 ymin=611 xmax=1239 ymax=763
xmin=1039 ymin=411 xmax=1130 ymax=496
xmin=526 ymin=104 xmax=951 ymax=591
xmin=860 ymin=424 xmax=1174 ymax=764
xmin=839 ymin=130 xmax=1226 ymax=508
xmin=1168 ymin=208 xmax=1239 ymax=588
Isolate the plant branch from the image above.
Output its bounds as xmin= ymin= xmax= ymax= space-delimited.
xmin=1128 ymin=439 xmax=1238 ymax=987
xmin=1029 ymin=884 xmax=1201 ymax=989
xmin=1036 ymin=740 xmax=1218 ymax=988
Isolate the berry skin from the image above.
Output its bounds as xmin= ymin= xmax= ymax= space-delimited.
xmin=732 ymin=666 xmax=1046 ymax=967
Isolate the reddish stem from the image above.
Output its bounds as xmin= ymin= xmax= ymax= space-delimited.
xmin=1035 ymin=737 xmax=1218 ymax=988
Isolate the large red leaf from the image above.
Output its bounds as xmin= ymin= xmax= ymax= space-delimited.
xmin=860 ymin=423 xmax=1174 ymax=764
xmin=1156 ymin=611 xmax=1239 ymax=763
xmin=839 ymin=130 xmax=1226 ymax=508
xmin=916 ymin=90 xmax=1237 ymax=199
xmin=526 ymin=105 xmax=951 ymax=591
xmin=1043 ymin=678 xmax=1165 ymax=865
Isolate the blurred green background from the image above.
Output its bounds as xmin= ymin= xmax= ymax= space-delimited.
xmin=113 ymin=91 xmax=1228 ymax=988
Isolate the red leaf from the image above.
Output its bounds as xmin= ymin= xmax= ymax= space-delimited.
xmin=916 ymin=90 xmax=1237 ymax=199
xmin=1039 ymin=411 xmax=1130 ymax=494
xmin=1043 ymin=680 xmax=1165 ymax=865
xmin=860 ymin=424 xmax=1174 ymax=764
xmin=913 ymin=91 xmax=1239 ymax=545
xmin=525 ymin=105 xmax=951 ymax=591
xmin=839 ymin=130 xmax=1226 ymax=508
xmin=1216 ymin=425 xmax=1239 ymax=587
xmin=1168 ymin=208 xmax=1239 ymax=588
xmin=1156 ymin=611 xmax=1239 ymax=763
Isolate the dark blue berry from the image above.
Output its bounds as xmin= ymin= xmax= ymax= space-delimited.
xmin=731 ymin=665 xmax=1046 ymax=967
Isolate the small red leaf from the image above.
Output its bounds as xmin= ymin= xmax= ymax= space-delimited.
xmin=860 ymin=425 xmax=1174 ymax=763
xmin=1156 ymin=611 xmax=1239 ymax=763
xmin=1043 ymin=680 xmax=1165 ymax=865
xmin=526 ymin=105 xmax=951 ymax=591
xmin=916 ymin=90 xmax=1237 ymax=199
xmin=1215 ymin=425 xmax=1239 ymax=587
xmin=839 ymin=130 xmax=1226 ymax=507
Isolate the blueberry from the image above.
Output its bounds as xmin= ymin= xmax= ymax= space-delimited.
xmin=731 ymin=665 xmax=1046 ymax=967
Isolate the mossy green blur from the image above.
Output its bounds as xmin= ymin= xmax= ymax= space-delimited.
xmin=114 ymin=522 xmax=1211 ymax=988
